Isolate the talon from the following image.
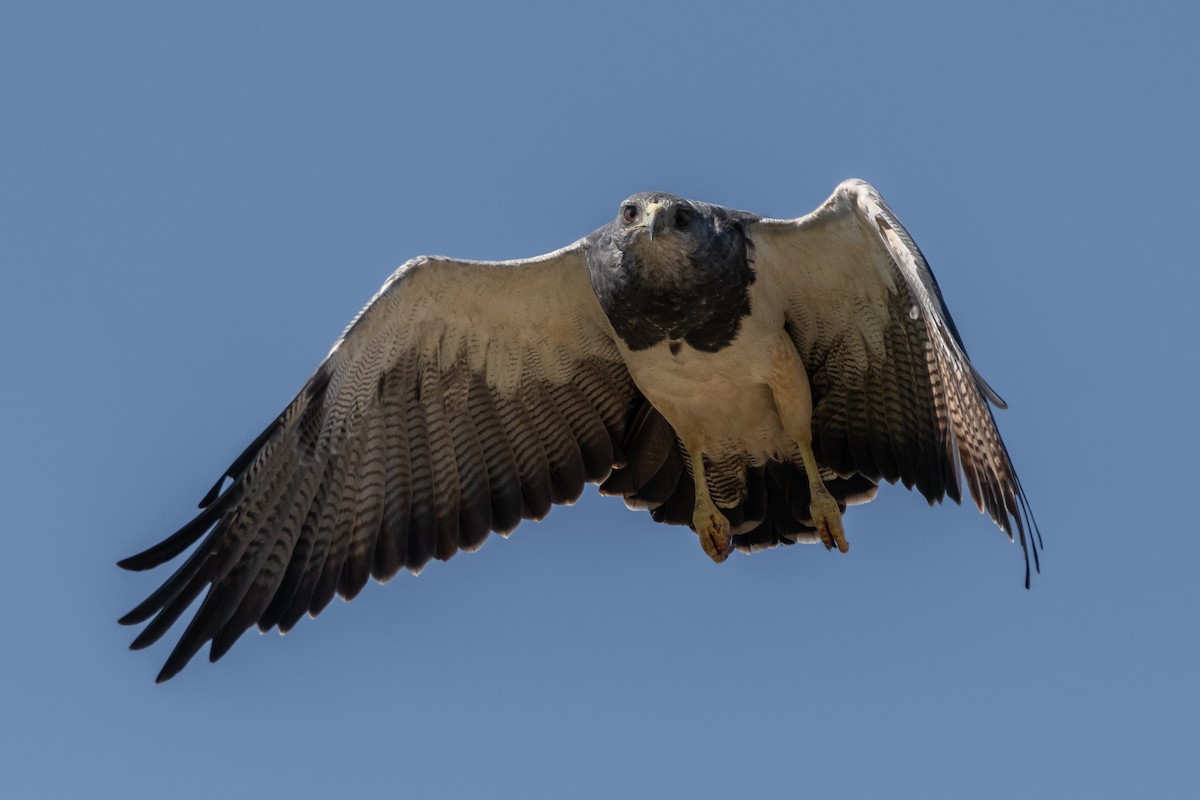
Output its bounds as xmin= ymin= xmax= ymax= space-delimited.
xmin=686 ymin=447 xmax=733 ymax=563
xmin=695 ymin=509 xmax=732 ymax=563
xmin=810 ymin=489 xmax=848 ymax=553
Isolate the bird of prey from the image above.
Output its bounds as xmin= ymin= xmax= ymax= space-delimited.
xmin=120 ymin=179 xmax=1040 ymax=682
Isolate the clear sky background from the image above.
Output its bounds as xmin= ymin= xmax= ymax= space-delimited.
xmin=3 ymin=2 xmax=1197 ymax=797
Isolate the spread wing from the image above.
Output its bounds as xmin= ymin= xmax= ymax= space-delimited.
xmin=119 ymin=242 xmax=638 ymax=682
xmin=750 ymin=179 xmax=1040 ymax=581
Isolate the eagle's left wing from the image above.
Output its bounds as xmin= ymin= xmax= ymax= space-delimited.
xmin=119 ymin=242 xmax=640 ymax=681
xmin=750 ymin=179 xmax=1040 ymax=581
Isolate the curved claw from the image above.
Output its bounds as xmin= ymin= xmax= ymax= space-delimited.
xmin=695 ymin=508 xmax=733 ymax=562
xmin=810 ymin=490 xmax=848 ymax=553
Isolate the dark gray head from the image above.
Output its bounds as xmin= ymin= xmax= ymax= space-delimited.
xmin=605 ymin=192 xmax=746 ymax=283
xmin=617 ymin=192 xmax=696 ymax=242
xmin=586 ymin=193 xmax=759 ymax=353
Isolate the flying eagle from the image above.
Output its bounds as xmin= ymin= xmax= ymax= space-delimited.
xmin=120 ymin=179 xmax=1040 ymax=682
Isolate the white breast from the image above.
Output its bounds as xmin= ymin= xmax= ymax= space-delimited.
xmin=615 ymin=278 xmax=794 ymax=463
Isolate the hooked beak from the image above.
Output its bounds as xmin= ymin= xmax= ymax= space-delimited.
xmin=643 ymin=202 xmax=665 ymax=241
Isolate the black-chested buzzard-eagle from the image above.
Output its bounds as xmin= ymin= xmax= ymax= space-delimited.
xmin=120 ymin=179 xmax=1040 ymax=682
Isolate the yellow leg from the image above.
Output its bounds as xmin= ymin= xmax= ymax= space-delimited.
xmin=768 ymin=336 xmax=848 ymax=553
xmin=690 ymin=448 xmax=732 ymax=563
xmin=794 ymin=436 xmax=848 ymax=553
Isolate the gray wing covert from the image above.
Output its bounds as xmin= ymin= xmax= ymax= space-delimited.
xmin=751 ymin=180 xmax=1039 ymax=581
xmin=119 ymin=243 xmax=638 ymax=681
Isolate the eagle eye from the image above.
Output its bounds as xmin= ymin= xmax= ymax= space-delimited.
xmin=621 ymin=204 xmax=638 ymax=223
xmin=674 ymin=208 xmax=692 ymax=229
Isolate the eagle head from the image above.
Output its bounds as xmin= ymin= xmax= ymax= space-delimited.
xmin=612 ymin=192 xmax=710 ymax=283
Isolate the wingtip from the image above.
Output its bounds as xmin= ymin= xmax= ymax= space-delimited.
xmin=155 ymin=643 xmax=200 ymax=684
xmin=198 ymin=475 xmax=226 ymax=509
xmin=128 ymin=629 xmax=156 ymax=650
xmin=1023 ymin=543 xmax=1041 ymax=590
xmin=116 ymin=554 xmax=149 ymax=572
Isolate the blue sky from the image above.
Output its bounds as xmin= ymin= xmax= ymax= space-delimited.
xmin=3 ymin=2 xmax=1197 ymax=797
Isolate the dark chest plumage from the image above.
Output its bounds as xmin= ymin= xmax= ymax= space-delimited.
xmin=586 ymin=218 xmax=757 ymax=354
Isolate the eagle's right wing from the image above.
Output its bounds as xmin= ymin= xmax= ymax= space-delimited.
xmin=119 ymin=242 xmax=639 ymax=682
